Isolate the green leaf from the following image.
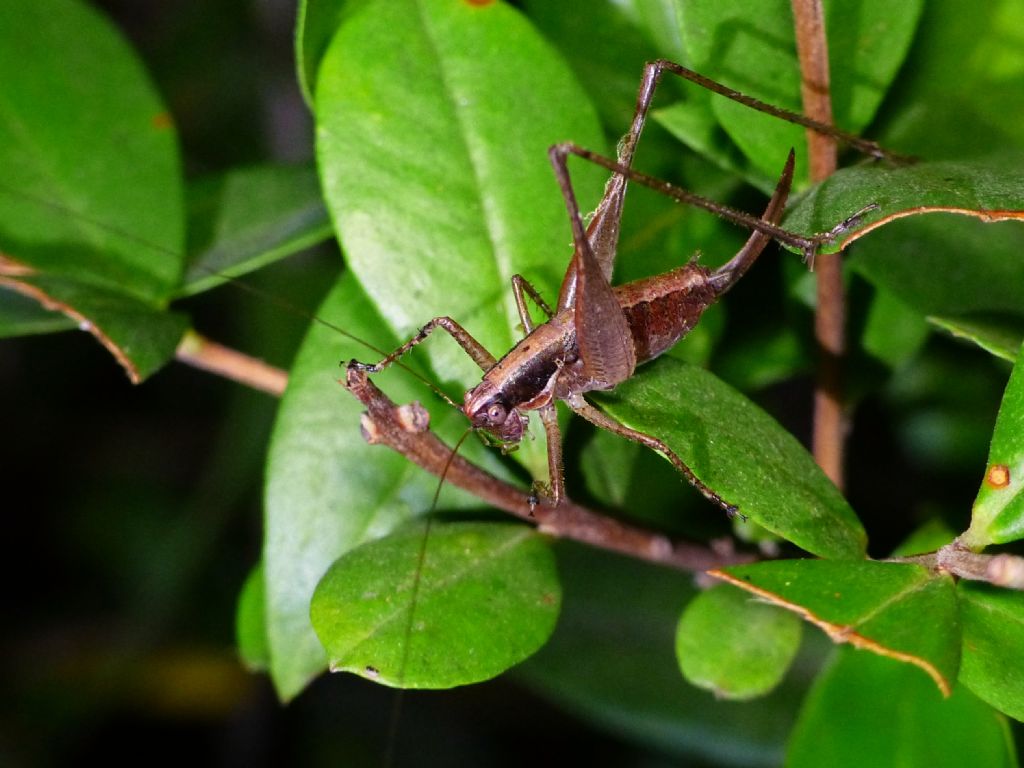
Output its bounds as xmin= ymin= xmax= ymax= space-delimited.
xmin=655 ymin=99 xmax=775 ymax=194
xmin=928 ymin=314 xmax=1024 ymax=363
xmin=787 ymin=647 xmax=1017 ymax=768
xmin=315 ymin=0 xmax=606 ymax=395
xmin=0 ymin=0 xmax=187 ymax=380
xmin=579 ymin=428 xmax=699 ymax=532
xmin=179 ymin=163 xmax=333 ymax=296
xmin=964 ymin=346 xmax=1024 ymax=547
xmin=712 ymin=320 xmax=809 ymax=392
xmin=262 ymin=273 xmax=509 ymax=700
xmin=0 ymin=275 xmax=188 ymax=382
xmin=677 ymin=0 xmax=923 ymax=188
xmin=311 ymin=521 xmax=560 ymax=689
xmin=676 ymin=583 xmax=802 ymax=700
xmin=594 ymin=357 xmax=866 ymax=559
xmin=0 ymin=0 xmax=184 ymax=303
xmin=236 ymin=563 xmax=270 ymax=673
xmin=860 ymin=287 xmax=930 ymax=369
xmin=264 ymin=274 xmax=441 ymax=699
xmin=877 ymin=0 xmax=1024 ymax=159
xmin=784 ymin=159 xmax=1024 ymax=256
xmin=0 ymin=288 xmax=75 ymax=337
xmin=523 ymin=0 xmax=684 ymax=129
xmin=295 ymin=0 xmax=351 ymax=106
xmin=713 ymin=560 xmax=960 ymax=696
xmin=959 ymin=581 xmax=1024 ymax=722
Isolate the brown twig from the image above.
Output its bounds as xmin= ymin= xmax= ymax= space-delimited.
xmin=175 ymin=329 xmax=288 ymax=396
xmin=889 ymin=539 xmax=1024 ymax=590
xmin=344 ymin=366 xmax=754 ymax=573
xmin=791 ymin=0 xmax=845 ymax=489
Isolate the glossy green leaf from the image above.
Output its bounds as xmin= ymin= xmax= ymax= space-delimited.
xmin=311 ymin=521 xmax=560 ymax=689
xmin=523 ymin=0 xmax=683 ymax=129
xmin=677 ymin=0 xmax=923 ymax=188
xmin=180 ymin=164 xmax=333 ymax=296
xmin=0 ymin=0 xmax=186 ymax=380
xmin=964 ymin=347 xmax=1024 ymax=547
xmin=315 ymin=0 xmax=605 ymax=396
xmin=959 ymin=581 xmax=1024 ymax=722
xmin=579 ymin=427 xmax=699 ymax=533
xmin=0 ymin=0 xmax=184 ymax=303
xmin=787 ymin=647 xmax=1017 ymax=768
xmin=714 ymin=560 xmax=960 ymax=696
xmin=655 ymin=99 xmax=775 ymax=195
xmin=1 ymin=275 xmax=188 ymax=382
xmin=784 ymin=159 xmax=1024 ymax=256
xmin=676 ymin=583 xmax=802 ymax=700
xmin=236 ymin=563 xmax=270 ymax=673
xmin=593 ymin=357 xmax=866 ymax=559
xmin=520 ymin=542 xmax=826 ymax=766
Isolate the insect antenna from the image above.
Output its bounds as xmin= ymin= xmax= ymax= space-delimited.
xmin=383 ymin=424 xmax=475 ymax=767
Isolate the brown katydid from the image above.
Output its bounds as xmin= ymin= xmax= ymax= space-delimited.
xmin=348 ymin=59 xmax=879 ymax=515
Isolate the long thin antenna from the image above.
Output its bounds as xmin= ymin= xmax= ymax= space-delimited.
xmin=382 ymin=426 xmax=475 ymax=767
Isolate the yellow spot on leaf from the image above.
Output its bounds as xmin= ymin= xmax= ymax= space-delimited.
xmin=986 ymin=463 xmax=1011 ymax=489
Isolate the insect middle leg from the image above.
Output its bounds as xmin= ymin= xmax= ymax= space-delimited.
xmin=348 ymin=316 xmax=497 ymax=374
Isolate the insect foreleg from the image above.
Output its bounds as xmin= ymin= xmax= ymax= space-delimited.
xmin=349 ymin=316 xmax=497 ymax=375
xmin=566 ymin=394 xmax=739 ymax=516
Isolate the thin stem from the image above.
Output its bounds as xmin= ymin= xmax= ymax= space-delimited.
xmin=889 ymin=540 xmax=1024 ymax=590
xmin=791 ymin=0 xmax=845 ymax=489
xmin=175 ymin=329 xmax=288 ymax=396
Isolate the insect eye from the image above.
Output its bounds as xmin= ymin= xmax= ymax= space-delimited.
xmin=486 ymin=403 xmax=507 ymax=423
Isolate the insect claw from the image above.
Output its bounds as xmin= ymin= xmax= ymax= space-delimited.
xmin=831 ymin=202 xmax=880 ymax=237
xmin=724 ymin=504 xmax=746 ymax=522
xmin=802 ymin=202 xmax=881 ymax=270
xmin=528 ymin=481 xmax=555 ymax=514
xmin=802 ymin=245 xmax=818 ymax=271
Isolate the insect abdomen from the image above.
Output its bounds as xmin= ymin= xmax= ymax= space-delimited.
xmin=614 ymin=263 xmax=718 ymax=364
